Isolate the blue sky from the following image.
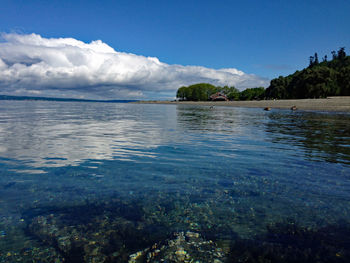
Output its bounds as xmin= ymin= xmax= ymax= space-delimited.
xmin=0 ymin=0 xmax=349 ymax=99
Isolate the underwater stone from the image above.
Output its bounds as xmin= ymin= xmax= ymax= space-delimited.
xmin=128 ymin=231 xmax=226 ymax=262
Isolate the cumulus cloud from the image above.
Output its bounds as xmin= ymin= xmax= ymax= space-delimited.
xmin=0 ymin=33 xmax=269 ymax=99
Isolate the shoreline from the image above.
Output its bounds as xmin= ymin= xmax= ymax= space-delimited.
xmin=133 ymin=96 xmax=350 ymax=112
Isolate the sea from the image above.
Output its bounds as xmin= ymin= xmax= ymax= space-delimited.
xmin=0 ymin=100 xmax=349 ymax=262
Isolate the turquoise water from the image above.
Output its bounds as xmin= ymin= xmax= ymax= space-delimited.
xmin=0 ymin=101 xmax=349 ymax=262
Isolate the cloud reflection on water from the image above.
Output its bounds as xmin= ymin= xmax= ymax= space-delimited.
xmin=1 ymin=101 xmax=350 ymax=175
xmin=0 ymin=101 xmax=173 ymax=172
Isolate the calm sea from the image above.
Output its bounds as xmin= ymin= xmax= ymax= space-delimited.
xmin=0 ymin=100 xmax=349 ymax=262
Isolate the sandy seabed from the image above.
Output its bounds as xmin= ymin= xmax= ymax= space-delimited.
xmin=133 ymin=96 xmax=350 ymax=112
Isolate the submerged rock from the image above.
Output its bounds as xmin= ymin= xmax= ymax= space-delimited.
xmin=227 ymin=222 xmax=350 ymax=263
xmin=0 ymin=245 xmax=64 ymax=263
xmin=28 ymin=212 xmax=141 ymax=262
xmin=25 ymin=200 xmax=171 ymax=262
xmin=129 ymin=231 xmax=226 ymax=263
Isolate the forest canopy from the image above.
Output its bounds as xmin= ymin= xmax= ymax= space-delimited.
xmin=265 ymin=47 xmax=349 ymax=99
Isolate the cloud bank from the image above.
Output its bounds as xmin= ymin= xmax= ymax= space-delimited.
xmin=0 ymin=33 xmax=269 ymax=99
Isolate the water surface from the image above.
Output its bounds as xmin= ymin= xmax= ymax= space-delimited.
xmin=0 ymin=101 xmax=349 ymax=261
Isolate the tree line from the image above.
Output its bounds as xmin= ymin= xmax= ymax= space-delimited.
xmin=176 ymin=47 xmax=349 ymax=101
xmin=176 ymin=83 xmax=265 ymax=101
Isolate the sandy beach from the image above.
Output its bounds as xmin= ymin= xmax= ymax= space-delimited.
xmin=134 ymin=96 xmax=350 ymax=112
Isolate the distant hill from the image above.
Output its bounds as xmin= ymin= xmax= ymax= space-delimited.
xmin=265 ymin=47 xmax=350 ymax=99
xmin=0 ymin=95 xmax=138 ymax=103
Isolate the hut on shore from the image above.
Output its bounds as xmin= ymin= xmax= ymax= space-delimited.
xmin=209 ymin=92 xmax=228 ymax=101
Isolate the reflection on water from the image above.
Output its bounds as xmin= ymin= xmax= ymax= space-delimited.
xmin=2 ymin=102 xmax=348 ymax=171
xmin=176 ymin=105 xmax=267 ymax=136
xmin=0 ymin=101 xmax=177 ymax=171
xmin=0 ymin=101 xmax=350 ymax=262
xmin=266 ymin=111 xmax=350 ymax=165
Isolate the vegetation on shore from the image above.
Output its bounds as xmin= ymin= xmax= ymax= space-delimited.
xmin=266 ymin=47 xmax=349 ymax=99
xmin=176 ymin=47 xmax=349 ymax=101
xmin=176 ymin=84 xmax=265 ymax=101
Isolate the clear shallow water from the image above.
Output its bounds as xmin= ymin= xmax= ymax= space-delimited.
xmin=0 ymin=100 xmax=350 ymax=262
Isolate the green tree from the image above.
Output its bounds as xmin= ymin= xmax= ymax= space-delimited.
xmin=266 ymin=48 xmax=349 ymax=99
xmin=338 ymin=47 xmax=346 ymax=60
xmin=309 ymin=56 xmax=314 ymax=67
xmin=266 ymin=76 xmax=288 ymax=99
xmin=176 ymin=86 xmax=187 ymax=100
xmin=314 ymin=52 xmax=319 ymax=64
xmin=339 ymin=66 xmax=350 ymax=95
xmin=226 ymin=87 xmax=240 ymax=100
xmin=239 ymin=87 xmax=265 ymax=100
xmin=331 ymin=51 xmax=337 ymax=60
xmin=176 ymin=83 xmax=217 ymax=101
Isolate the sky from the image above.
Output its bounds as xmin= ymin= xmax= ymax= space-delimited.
xmin=0 ymin=0 xmax=349 ymax=100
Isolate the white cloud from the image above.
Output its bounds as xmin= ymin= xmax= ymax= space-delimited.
xmin=0 ymin=33 xmax=269 ymax=99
